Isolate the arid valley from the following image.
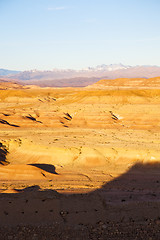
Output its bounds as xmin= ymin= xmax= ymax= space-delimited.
xmin=1 ymin=77 xmax=160 ymax=239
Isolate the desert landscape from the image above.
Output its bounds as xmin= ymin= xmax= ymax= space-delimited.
xmin=0 ymin=77 xmax=160 ymax=239
xmin=1 ymin=0 xmax=160 ymax=238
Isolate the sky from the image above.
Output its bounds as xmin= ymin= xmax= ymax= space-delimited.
xmin=0 ymin=0 xmax=160 ymax=71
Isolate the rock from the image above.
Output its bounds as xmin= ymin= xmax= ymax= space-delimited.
xmin=102 ymin=224 xmax=107 ymax=229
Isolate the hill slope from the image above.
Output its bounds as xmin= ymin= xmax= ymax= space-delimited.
xmin=88 ymin=76 xmax=160 ymax=89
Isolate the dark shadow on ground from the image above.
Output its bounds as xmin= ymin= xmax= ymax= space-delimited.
xmin=17 ymin=185 xmax=41 ymax=192
xmin=29 ymin=164 xmax=58 ymax=174
xmin=0 ymin=143 xmax=9 ymax=165
xmin=0 ymin=118 xmax=19 ymax=127
xmin=25 ymin=115 xmax=42 ymax=123
xmin=95 ymin=162 xmax=160 ymax=192
xmin=1 ymin=162 xmax=160 ymax=232
xmin=93 ymin=162 xmax=160 ymax=208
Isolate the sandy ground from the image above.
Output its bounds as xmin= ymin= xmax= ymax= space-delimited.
xmin=0 ymin=79 xmax=160 ymax=238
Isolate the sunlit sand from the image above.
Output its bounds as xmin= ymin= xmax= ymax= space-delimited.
xmin=0 ymin=78 xmax=160 ymax=231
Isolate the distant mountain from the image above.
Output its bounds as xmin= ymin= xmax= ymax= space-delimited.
xmin=0 ymin=68 xmax=21 ymax=76
xmin=18 ymin=77 xmax=102 ymax=88
xmin=87 ymin=63 xmax=130 ymax=71
xmin=6 ymin=64 xmax=132 ymax=81
xmin=2 ymin=64 xmax=160 ymax=87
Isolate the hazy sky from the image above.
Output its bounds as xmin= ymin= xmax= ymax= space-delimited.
xmin=0 ymin=0 xmax=160 ymax=70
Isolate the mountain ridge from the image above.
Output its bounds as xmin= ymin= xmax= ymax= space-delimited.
xmin=1 ymin=64 xmax=160 ymax=87
xmin=0 ymin=68 xmax=20 ymax=76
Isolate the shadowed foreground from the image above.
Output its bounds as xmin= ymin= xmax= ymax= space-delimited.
xmin=0 ymin=163 xmax=160 ymax=239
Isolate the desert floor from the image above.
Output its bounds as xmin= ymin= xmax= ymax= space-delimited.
xmin=0 ymin=81 xmax=160 ymax=239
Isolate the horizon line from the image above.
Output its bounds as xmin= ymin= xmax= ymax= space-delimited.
xmin=0 ymin=63 xmax=160 ymax=72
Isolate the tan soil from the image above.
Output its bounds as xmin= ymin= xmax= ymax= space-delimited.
xmin=0 ymin=78 xmax=160 ymax=238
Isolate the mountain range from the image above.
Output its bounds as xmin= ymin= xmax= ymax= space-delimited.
xmin=1 ymin=64 xmax=160 ymax=87
xmin=0 ymin=69 xmax=20 ymax=76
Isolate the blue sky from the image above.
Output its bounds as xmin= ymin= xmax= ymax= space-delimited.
xmin=0 ymin=0 xmax=160 ymax=70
